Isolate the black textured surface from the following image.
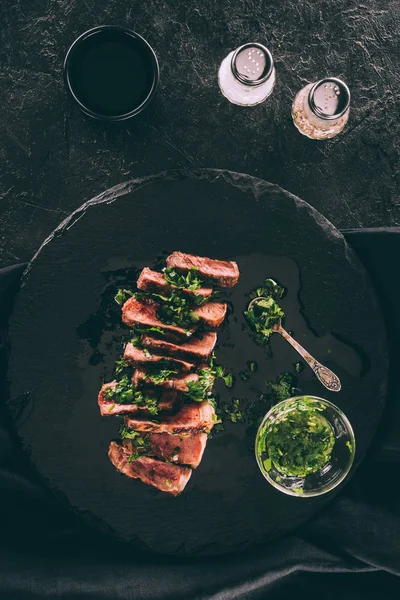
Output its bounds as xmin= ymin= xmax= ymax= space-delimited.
xmin=0 ymin=1 xmax=399 ymax=267
xmin=6 ymin=171 xmax=388 ymax=556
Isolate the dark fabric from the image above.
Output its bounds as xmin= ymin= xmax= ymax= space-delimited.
xmin=1 ymin=228 xmax=399 ymax=600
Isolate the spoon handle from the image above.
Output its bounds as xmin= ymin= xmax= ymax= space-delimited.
xmin=276 ymin=324 xmax=342 ymax=392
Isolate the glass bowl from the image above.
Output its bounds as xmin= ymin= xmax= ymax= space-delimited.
xmin=255 ymin=396 xmax=355 ymax=497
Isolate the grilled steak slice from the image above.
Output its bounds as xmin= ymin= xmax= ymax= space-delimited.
xmin=125 ymin=401 xmax=216 ymax=434
xmin=109 ymin=441 xmax=192 ymax=495
xmin=193 ymin=302 xmax=227 ymax=328
xmin=166 ymin=252 xmax=240 ymax=288
xmin=98 ymin=383 xmax=180 ymax=416
xmin=141 ymin=331 xmax=217 ymax=362
xmin=142 ymin=432 xmax=208 ymax=469
xmin=122 ymin=296 xmax=196 ymax=339
xmin=132 ymin=368 xmax=199 ymax=393
xmin=137 ymin=267 xmax=213 ymax=299
xmin=124 ymin=342 xmax=196 ymax=373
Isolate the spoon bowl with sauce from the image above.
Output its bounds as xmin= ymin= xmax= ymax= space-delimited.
xmin=255 ymin=396 xmax=355 ymax=497
xmin=247 ymin=295 xmax=342 ymax=392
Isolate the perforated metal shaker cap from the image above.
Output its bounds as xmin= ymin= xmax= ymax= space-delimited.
xmin=308 ymin=78 xmax=351 ymax=120
xmin=231 ymin=43 xmax=274 ymax=86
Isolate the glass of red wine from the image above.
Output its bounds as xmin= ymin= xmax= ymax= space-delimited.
xmin=63 ymin=25 xmax=159 ymax=121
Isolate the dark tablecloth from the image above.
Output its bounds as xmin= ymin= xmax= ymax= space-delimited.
xmin=1 ymin=228 xmax=399 ymax=600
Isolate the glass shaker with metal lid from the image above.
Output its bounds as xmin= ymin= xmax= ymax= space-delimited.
xmin=218 ymin=43 xmax=276 ymax=106
xmin=292 ymin=77 xmax=350 ymax=140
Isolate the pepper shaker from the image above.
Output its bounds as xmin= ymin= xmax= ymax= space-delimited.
xmin=292 ymin=77 xmax=350 ymax=140
xmin=218 ymin=43 xmax=276 ymax=106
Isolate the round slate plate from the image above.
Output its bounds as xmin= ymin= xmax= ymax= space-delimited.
xmin=7 ymin=169 xmax=388 ymax=556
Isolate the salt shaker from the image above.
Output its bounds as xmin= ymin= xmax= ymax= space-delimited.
xmin=292 ymin=78 xmax=350 ymax=140
xmin=218 ymin=43 xmax=275 ymax=106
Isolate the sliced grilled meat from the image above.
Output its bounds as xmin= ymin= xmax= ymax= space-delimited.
xmin=122 ymin=296 xmax=197 ymax=340
xmin=166 ymin=252 xmax=239 ymax=288
xmin=123 ymin=342 xmax=196 ymax=373
xmin=109 ymin=441 xmax=192 ymax=495
xmin=144 ymin=432 xmax=208 ymax=469
xmin=132 ymin=367 xmax=199 ymax=393
xmin=124 ymin=401 xmax=216 ymax=434
xmin=193 ymin=302 xmax=227 ymax=328
xmin=98 ymin=383 xmax=180 ymax=416
xmin=137 ymin=267 xmax=213 ymax=299
xmin=141 ymin=331 xmax=217 ymax=362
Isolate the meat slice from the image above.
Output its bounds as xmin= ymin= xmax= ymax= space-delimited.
xmin=122 ymin=296 xmax=196 ymax=340
xmin=193 ymin=302 xmax=227 ymax=328
xmin=125 ymin=401 xmax=216 ymax=434
xmin=137 ymin=267 xmax=213 ymax=299
xmin=141 ymin=331 xmax=217 ymax=362
xmin=144 ymin=432 xmax=208 ymax=469
xmin=123 ymin=342 xmax=195 ymax=373
xmin=166 ymin=252 xmax=239 ymax=288
xmin=98 ymin=383 xmax=180 ymax=416
xmin=109 ymin=441 xmax=192 ymax=495
xmin=132 ymin=367 xmax=199 ymax=393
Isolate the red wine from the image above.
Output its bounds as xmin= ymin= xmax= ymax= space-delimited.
xmin=65 ymin=27 xmax=159 ymax=120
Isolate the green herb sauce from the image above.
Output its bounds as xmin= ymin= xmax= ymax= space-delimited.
xmin=163 ymin=266 xmax=204 ymax=291
xmin=244 ymin=278 xmax=286 ymax=344
xmin=263 ymin=402 xmax=335 ymax=477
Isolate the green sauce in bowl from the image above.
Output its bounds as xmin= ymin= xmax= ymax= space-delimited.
xmin=265 ymin=403 xmax=335 ymax=477
xmin=255 ymin=396 xmax=356 ymax=498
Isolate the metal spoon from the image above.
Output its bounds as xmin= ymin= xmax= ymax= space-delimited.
xmin=247 ymin=298 xmax=342 ymax=392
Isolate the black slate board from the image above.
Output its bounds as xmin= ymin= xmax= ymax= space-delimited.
xmin=6 ymin=170 xmax=388 ymax=556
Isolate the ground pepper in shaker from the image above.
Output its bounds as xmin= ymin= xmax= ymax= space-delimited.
xmin=292 ymin=78 xmax=350 ymax=140
xmin=218 ymin=43 xmax=275 ymax=106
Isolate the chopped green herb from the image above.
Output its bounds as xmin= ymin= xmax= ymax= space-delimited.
xmin=221 ymin=398 xmax=244 ymax=423
xmin=248 ymin=361 xmax=258 ymax=373
xmin=115 ymin=289 xmax=134 ymax=305
xmin=133 ymin=325 xmax=166 ymax=337
xmin=222 ymin=373 xmax=233 ymax=388
xmin=163 ymin=267 xmax=204 ymax=291
xmin=134 ymin=288 xmax=205 ymax=330
xmin=121 ymin=426 xmax=152 ymax=461
xmin=266 ymin=372 xmax=295 ymax=403
xmin=294 ymin=361 xmax=304 ymax=374
xmin=239 ymin=370 xmax=250 ymax=381
xmin=245 ymin=400 xmax=267 ymax=429
xmin=130 ymin=334 xmax=143 ymax=348
xmin=105 ymin=376 xmax=160 ymax=414
xmin=250 ymin=278 xmax=285 ymax=302
xmin=263 ymin=457 xmax=272 ymax=472
xmin=145 ymin=367 xmax=178 ymax=385
xmin=346 ymin=441 xmax=353 ymax=453
xmin=265 ymin=406 xmax=335 ymax=477
xmin=244 ymin=296 xmax=285 ymax=344
xmin=115 ymin=358 xmax=129 ymax=377
xmin=292 ymin=487 xmax=304 ymax=496
xmin=165 ymin=479 xmax=172 ymax=488
xmin=185 ymin=367 xmax=215 ymax=401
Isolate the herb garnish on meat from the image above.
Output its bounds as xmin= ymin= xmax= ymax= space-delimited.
xmin=185 ymin=356 xmax=233 ymax=402
xmin=114 ymin=289 xmax=134 ymax=305
xmin=120 ymin=426 xmax=151 ymax=461
xmin=104 ymin=375 xmax=160 ymax=415
xmin=163 ymin=266 xmax=204 ymax=291
xmin=134 ymin=289 xmax=204 ymax=330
